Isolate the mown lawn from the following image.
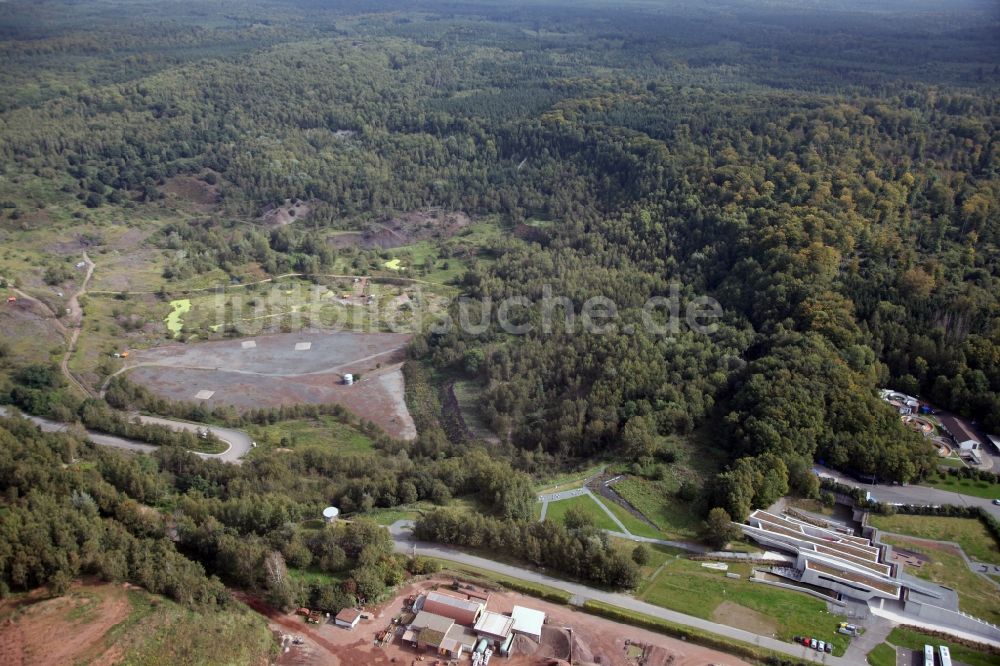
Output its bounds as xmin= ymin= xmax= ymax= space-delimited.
xmin=593 ymin=494 xmax=666 ymax=539
xmin=882 ymin=536 xmax=1000 ymax=625
xmin=636 ymin=555 xmax=849 ymax=655
xmin=866 ymin=642 xmax=895 ymax=666
xmin=885 ymin=627 xmax=1000 ymax=666
xmin=922 ymin=474 xmax=1000 ymax=500
xmin=868 ymin=514 xmax=1000 ymax=562
xmin=543 ymin=494 xmax=620 ymax=532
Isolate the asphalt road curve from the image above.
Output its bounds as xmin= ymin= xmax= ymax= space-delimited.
xmin=0 ymin=407 xmax=252 ymax=464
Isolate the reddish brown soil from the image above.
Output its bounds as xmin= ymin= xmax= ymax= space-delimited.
xmin=0 ymin=582 xmax=130 ymax=666
xmin=243 ymin=578 xmax=751 ymax=666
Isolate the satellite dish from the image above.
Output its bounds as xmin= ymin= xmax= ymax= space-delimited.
xmin=322 ymin=506 xmax=340 ymax=520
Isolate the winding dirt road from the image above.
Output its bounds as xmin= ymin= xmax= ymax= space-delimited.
xmin=60 ymin=252 xmax=96 ymax=397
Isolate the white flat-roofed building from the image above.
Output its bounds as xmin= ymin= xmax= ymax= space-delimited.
xmin=510 ymin=606 xmax=545 ymax=642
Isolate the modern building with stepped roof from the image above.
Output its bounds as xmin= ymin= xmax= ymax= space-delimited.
xmin=738 ymin=509 xmax=902 ymax=601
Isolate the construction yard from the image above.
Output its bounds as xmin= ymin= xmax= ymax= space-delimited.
xmin=253 ymin=577 xmax=751 ymax=666
xmin=122 ymin=330 xmax=416 ymax=439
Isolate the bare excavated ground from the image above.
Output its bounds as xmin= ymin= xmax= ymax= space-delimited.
xmin=125 ymin=331 xmax=416 ymax=439
xmin=0 ymin=582 xmax=129 ymax=666
xmin=329 ymin=209 xmax=472 ymax=249
xmin=249 ymin=578 xmax=751 ymax=666
xmin=260 ymin=199 xmax=312 ymax=226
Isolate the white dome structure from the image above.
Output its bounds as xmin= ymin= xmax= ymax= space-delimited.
xmin=322 ymin=506 xmax=340 ymax=523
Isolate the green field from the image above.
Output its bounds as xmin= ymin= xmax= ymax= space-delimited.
xmin=922 ymin=474 xmax=1000 ymax=500
xmin=884 ymin=627 xmax=1000 ymax=666
xmin=533 ymin=465 xmax=604 ymax=493
xmin=883 ymin=536 xmax=1000 ymax=624
xmin=247 ymin=416 xmax=374 ymax=456
xmin=594 ymin=494 xmax=665 ymax=539
xmin=869 ymin=514 xmax=1000 ymax=562
xmin=634 ymin=547 xmax=849 ymax=655
xmin=288 ymin=567 xmax=343 ymax=587
xmin=543 ymin=494 xmax=619 ymax=532
xmin=612 ymin=476 xmax=702 ymax=541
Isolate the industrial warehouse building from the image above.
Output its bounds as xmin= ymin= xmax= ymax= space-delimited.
xmin=422 ymin=590 xmax=485 ymax=626
xmin=403 ymin=589 xmax=546 ymax=659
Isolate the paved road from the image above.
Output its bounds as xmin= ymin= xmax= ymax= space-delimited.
xmin=816 ymin=465 xmax=1000 ymax=520
xmin=389 ymin=520 xmax=849 ymax=665
xmin=0 ymin=407 xmax=252 ymax=463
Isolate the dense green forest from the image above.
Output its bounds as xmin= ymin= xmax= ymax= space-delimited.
xmin=0 ymin=0 xmax=998 ymax=603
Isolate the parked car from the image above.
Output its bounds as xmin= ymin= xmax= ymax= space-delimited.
xmin=817 ymin=641 xmax=826 ymax=652
xmin=992 ymin=498 xmax=1000 ymax=506
xmin=824 ymin=643 xmax=833 ymax=653
xmin=810 ymin=639 xmax=818 ymax=650
xmin=801 ymin=636 xmax=811 ymax=646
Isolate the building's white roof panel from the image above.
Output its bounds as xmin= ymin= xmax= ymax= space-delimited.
xmin=510 ymin=605 xmax=545 ymax=636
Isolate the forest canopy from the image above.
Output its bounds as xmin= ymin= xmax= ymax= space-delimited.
xmin=0 ymin=0 xmax=997 ymax=559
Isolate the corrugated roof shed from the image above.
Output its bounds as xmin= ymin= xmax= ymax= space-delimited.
xmin=426 ymin=590 xmax=482 ymax=614
xmin=473 ymin=610 xmax=514 ymax=639
xmin=411 ymin=610 xmax=455 ymax=635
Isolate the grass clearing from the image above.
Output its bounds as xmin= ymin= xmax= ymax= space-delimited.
xmin=594 ymin=494 xmax=665 ymax=539
xmin=247 ymin=416 xmax=374 ymax=456
xmin=165 ymin=298 xmax=190 ymax=336
xmin=882 ymin=536 xmax=1000 ymax=624
xmin=451 ymin=379 xmax=499 ymax=441
xmin=288 ymin=567 xmax=343 ymax=587
xmin=869 ymin=514 xmax=1000 ymax=562
xmin=533 ymin=464 xmax=604 ymax=493
xmin=358 ymin=501 xmax=438 ymax=525
xmin=113 ymin=588 xmax=276 ymax=665
xmin=885 ymin=626 xmax=1000 ymax=666
xmin=636 ymin=554 xmax=849 ymax=655
xmin=543 ymin=493 xmax=619 ymax=532
xmin=613 ymin=476 xmax=702 ymax=541
xmin=0 ymin=582 xmax=275 ymax=666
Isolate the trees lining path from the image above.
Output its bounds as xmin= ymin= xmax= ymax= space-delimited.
xmin=0 ymin=406 xmax=253 ymax=463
